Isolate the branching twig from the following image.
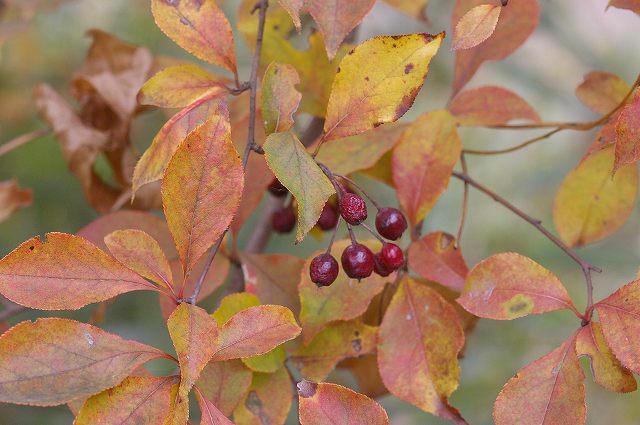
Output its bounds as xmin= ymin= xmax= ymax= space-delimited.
xmin=0 ymin=128 xmax=49 ymax=158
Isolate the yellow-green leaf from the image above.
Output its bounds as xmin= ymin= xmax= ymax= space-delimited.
xmin=241 ymin=345 xmax=287 ymax=374
xmin=261 ymin=62 xmax=301 ymax=135
xmin=576 ymin=71 xmax=630 ymax=116
xmin=212 ymin=293 xmax=261 ymax=326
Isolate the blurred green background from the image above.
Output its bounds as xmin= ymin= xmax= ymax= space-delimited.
xmin=1 ymin=0 xmax=639 ymax=424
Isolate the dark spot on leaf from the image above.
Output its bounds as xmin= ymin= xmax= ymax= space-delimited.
xmin=193 ymin=0 xmax=203 ymax=9
xmin=164 ymin=0 xmax=179 ymax=5
xmin=421 ymin=33 xmax=436 ymax=42
xmin=392 ymin=43 xmax=397 ymax=48
xmin=297 ymin=379 xmax=317 ymax=398
xmin=352 ymin=338 xmax=362 ymax=352
xmin=509 ymin=302 xmax=529 ymax=313
xmin=354 ymin=330 xmax=360 ymax=337
xmin=348 ymin=49 xmax=354 ymax=55
xmin=404 ymin=63 xmax=414 ymax=74
xmin=274 ymin=68 xmax=279 ymax=75
xmin=179 ymin=16 xmax=190 ymax=26
xmin=390 ymin=35 xmax=403 ymax=40
xmin=364 ymin=76 xmax=369 ymax=81
xmin=439 ymin=234 xmax=454 ymax=250
xmin=29 ymin=246 xmax=34 ymax=251
xmin=373 ymin=121 xmax=384 ymax=128
xmin=245 ymin=391 xmax=269 ymax=423
xmin=273 ymin=24 xmax=280 ymax=31
xmin=336 ymin=67 xmax=341 ymax=73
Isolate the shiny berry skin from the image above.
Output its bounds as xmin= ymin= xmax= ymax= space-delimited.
xmin=271 ymin=206 xmax=296 ymax=233
xmin=373 ymin=252 xmax=392 ymax=277
xmin=317 ymin=203 xmax=338 ymax=230
xmin=341 ymin=243 xmax=374 ymax=279
xmin=339 ymin=193 xmax=367 ymax=225
xmin=268 ymin=178 xmax=288 ymax=197
xmin=380 ymin=243 xmax=404 ymax=271
xmin=375 ymin=207 xmax=407 ymax=240
xmin=309 ymin=253 xmax=339 ymax=287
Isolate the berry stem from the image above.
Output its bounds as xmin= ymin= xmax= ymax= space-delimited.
xmin=347 ymin=223 xmax=358 ymax=245
xmin=334 ymin=174 xmax=382 ymax=209
xmin=361 ymin=222 xmax=385 ymax=244
xmin=326 ymin=214 xmax=342 ymax=254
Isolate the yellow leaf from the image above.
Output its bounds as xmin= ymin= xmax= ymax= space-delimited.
xmin=261 ymin=62 xmax=301 ymax=135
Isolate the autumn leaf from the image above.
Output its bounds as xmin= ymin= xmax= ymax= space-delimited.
xmin=210 ymin=305 xmax=301 ymax=361
xmin=392 ymin=110 xmax=461 ymax=225
xmin=263 ymin=131 xmax=335 ymax=242
xmin=242 ymin=346 xmax=287 ymax=374
xmin=378 ymin=277 xmax=466 ymax=424
xmin=195 ymin=388 xmax=234 ymax=425
xmin=553 ymin=146 xmax=637 ymax=247
xmin=323 ymin=33 xmax=443 ymax=142
xmin=493 ymin=335 xmax=586 ymax=425
xmin=299 ymin=239 xmax=390 ymax=343
xmin=74 ymin=376 xmax=177 ymax=424
xmin=233 ymin=367 xmax=292 ymax=425
xmin=607 ymin=0 xmax=640 ymax=14
xmin=212 ymin=292 xmax=261 ymax=326
xmin=261 ymin=62 xmax=302 ymax=135
xmin=196 ymin=360 xmax=252 ymax=416
xmin=338 ymin=355 xmax=388 ymax=398
xmin=575 ymin=71 xmax=630 ymax=115
xmin=0 ymin=232 xmax=158 ymax=310
xmin=381 ymin=0 xmax=429 ymax=21
xmin=614 ymin=92 xmax=640 ymax=169
xmin=453 ymin=4 xmax=501 ymax=50
xmin=297 ymin=380 xmax=389 ymax=425
xmin=277 ymin=0 xmax=304 ymax=30
xmin=448 ymin=85 xmax=540 ymax=126
xmin=138 ymin=63 xmax=228 ymax=108
xmin=162 ymin=114 xmax=243 ymax=273
xmin=0 ymin=179 xmax=32 ymax=223
xmin=452 ymin=0 xmax=540 ymax=96
xmin=576 ymin=321 xmax=636 ymax=393
xmin=0 ymin=318 xmax=166 ymax=406
xmin=104 ymin=229 xmax=174 ymax=290
xmin=408 ymin=232 xmax=468 ymax=292
xmin=151 ymin=0 xmax=236 ymax=74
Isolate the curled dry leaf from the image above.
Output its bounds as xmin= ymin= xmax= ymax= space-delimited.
xmin=448 ymin=85 xmax=540 ymax=126
xmin=575 ymin=71 xmax=630 ymax=116
xmin=0 ymin=179 xmax=32 ymax=223
xmin=323 ymin=32 xmax=444 ymax=142
xmin=261 ymin=62 xmax=302 ymax=135
xmin=452 ymin=4 xmax=501 ymax=51
xmin=408 ymin=232 xmax=468 ymax=292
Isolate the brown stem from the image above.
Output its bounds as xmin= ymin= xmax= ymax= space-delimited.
xmin=455 ymin=153 xmax=469 ymax=248
xmin=0 ymin=128 xmax=49 ymax=158
xmin=452 ymin=171 xmax=599 ymax=317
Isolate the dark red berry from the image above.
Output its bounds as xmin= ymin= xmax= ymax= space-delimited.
xmin=339 ymin=193 xmax=367 ymax=225
xmin=373 ymin=252 xmax=392 ymax=277
xmin=341 ymin=243 xmax=374 ymax=279
xmin=309 ymin=253 xmax=339 ymax=287
xmin=268 ymin=178 xmax=288 ymax=197
xmin=317 ymin=203 xmax=338 ymax=230
xmin=271 ymin=205 xmax=296 ymax=233
xmin=380 ymin=243 xmax=404 ymax=271
xmin=375 ymin=207 xmax=407 ymax=240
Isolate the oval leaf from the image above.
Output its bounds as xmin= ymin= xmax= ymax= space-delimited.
xmin=408 ymin=232 xmax=468 ymax=292
xmin=448 ymin=85 xmax=540 ymax=126
xmin=575 ymin=71 xmax=630 ymax=116
xmin=261 ymin=62 xmax=302 ymax=135
xmin=453 ymin=4 xmax=501 ymax=50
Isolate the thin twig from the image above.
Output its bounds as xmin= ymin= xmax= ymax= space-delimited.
xmin=455 ymin=153 xmax=469 ymax=248
xmin=0 ymin=128 xmax=49 ymax=158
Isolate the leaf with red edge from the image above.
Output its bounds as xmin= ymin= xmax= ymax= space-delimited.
xmin=595 ymin=279 xmax=640 ymax=375
xmin=0 ymin=179 xmax=32 ymax=223
xmin=162 ymin=114 xmax=243 ymax=273
xmin=614 ymin=92 xmax=640 ymax=169
xmin=323 ymin=33 xmax=444 ymax=142
xmin=452 ymin=4 xmax=501 ymax=51
xmin=0 ymin=232 xmax=157 ymax=310
xmin=452 ymin=0 xmax=540 ymax=96
xmin=408 ymin=232 xmax=468 ymax=292
xmin=458 ymin=252 xmax=577 ymax=319
xmin=575 ymin=71 xmax=630 ymax=116
xmin=196 ymin=360 xmax=252 ymax=416
xmin=297 ymin=380 xmax=389 ymax=425
xmin=0 ymin=318 xmax=166 ymax=406
xmin=104 ymin=229 xmax=174 ymax=290
xmin=608 ymin=0 xmax=640 ymax=14
xmin=74 ymin=376 xmax=177 ymax=424
xmin=378 ymin=277 xmax=466 ymax=424
xmin=277 ymin=0 xmax=304 ymax=30
xmin=448 ymin=86 xmax=540 ymax=126
xmin=299 ymin=239 xmax=390 ymax=343
xmin=493 ymin=335 xmax=586 ymax=425
xmin=392 ymin=110 xmax=461 ymax=225
xmin=210 ymin=305 xmax=301 ymax=361
xmin=576 ymin=321 xmax=636 ymax=393
xmin=261 ymin=62 xmax=302 ymax=135
xmin=233 ymin=367 xmax=292 ymax=425
xmin=151 ymin=0 xmax=236 ymax=73
xmin=195 ymin=388 xmax=233 ymax=425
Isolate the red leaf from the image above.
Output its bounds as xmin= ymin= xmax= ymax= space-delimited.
xmin=195 ymin=388 xmax=233 ymax=425
xmin=449 ymin=85 xmax=540 ymax=126
xmin=608 ymin=0 xmax=640 ymax=14
xmin=408 ymin=232 xmax=468 ymax=291
xmin=614 ymin=92 xmax=640 ymax=169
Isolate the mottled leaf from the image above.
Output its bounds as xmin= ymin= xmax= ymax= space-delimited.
xmin=0 ymin=179 xmax=32 ymax=223
xmin=408 ymin=232 xmax=468 ymax=292
xmin=0 ymin=318 xmax=165 ymax=405
xmin=261 ymin=62 xmax=301 ymax=135
xmin=195 ymin=388 xmax=234 ymax=425
xmin=197 ymin=360 xmax=252 ymax=416
xmin=378 ymin=277 xmax=466 ymax=424
xmin=392 ymin=110 xmax=461 ymax=225
xmin=576 ymin=71 xmax=630 ymax=116
xmin=233 ymin=367 xmax=292 ymax=425
xmin=614 ymin=92 xmax=640 ymax=169
xmin=0 ymin=232 xmax=157 ymax=310
xmin=453 ymin=4 xmax=501 ymax=50
xmin=553 ymin=146 xmax=637 ymax=247
xmin=263 ymin=131 xmax=335 ymax=242
xmin=448 ymin=85 xmax=540 ymax=126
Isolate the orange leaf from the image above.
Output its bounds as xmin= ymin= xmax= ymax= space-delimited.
xmin=162 ymin=114 xmax=243 ymax=273
xmin=0 ymin=232 xmax=157 ymax=310
xmin=196 ymin=360 xmax=252 ymax=416
xmin=595 ymin=279 xmax=640 ymax=374
xmin=195 ymin=388 xmax=233 ymax=425
xmin=614 ymin=92 xmax=640 ymax=169
xmin=575 ymin=71 xmax=630 ymax=116
xmin=391 ymin=110 xmax=461 ymax=225
xmin=0 ymin=179 xmax=32 ymax=223
xmin=452 ymin=0 xmax=539 ymax=96
xmin=608 ymin=0 xmax=640 ymax=14
xmin=377 ymin=277 xmax=466 ymax=424
xmin=151 ymin=0 xmax=236 ymax=73
xmin=210 ymin=305 xmax=301 ymax=361
xmin=452 ymin=4 xmax=501 ymax=51
xmin=0 ymin=318 xmax=165 ymax=406
xmin=297 ymin=380 xmax=389 ymax=425
xmin=104 ymin=229 xmax=174 ymax=290
xmin=576 ymin=321 xmax=636 ymax=393
xmin=458 ymin=252 xmax=577 ymax=319
xmin=493 ymin=335 xmax=586 ymax=425
xmin=448 ymin=85 xmax=540 ymax=126
xmin=233 ymin=366 xmax=292 ymax=425
xmin=408 ymin=232 xmax=468 ymax=291
xmin=323 ymin=33 xmax=444 ymax=142
xmin=261 ymin=62 xmax=302 ymax=135
xmin=74 ymin=376 xmax=177 ymax=424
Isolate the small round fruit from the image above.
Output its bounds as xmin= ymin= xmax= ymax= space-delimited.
xmin=339 ymin=193 xmax=367 ymax=225
xmin=309 ymin=253 xmax=339 ymax=287
xmin=375 ymin=207 xmax=407 ymax=240
xmin=380 ymin=243 xmax=404 ymax=271
xmin=373 ymin=252 xmax=392 ymax=277
xmin=317 ymin=203 xmax=338 ymax=230
xmin=268 ymin=178 xmax=288 ymax=197
xmin=341 ymin=243 xmax=374 ymax=279
xmin=271 ymin=206 xmax=296 ymax=233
